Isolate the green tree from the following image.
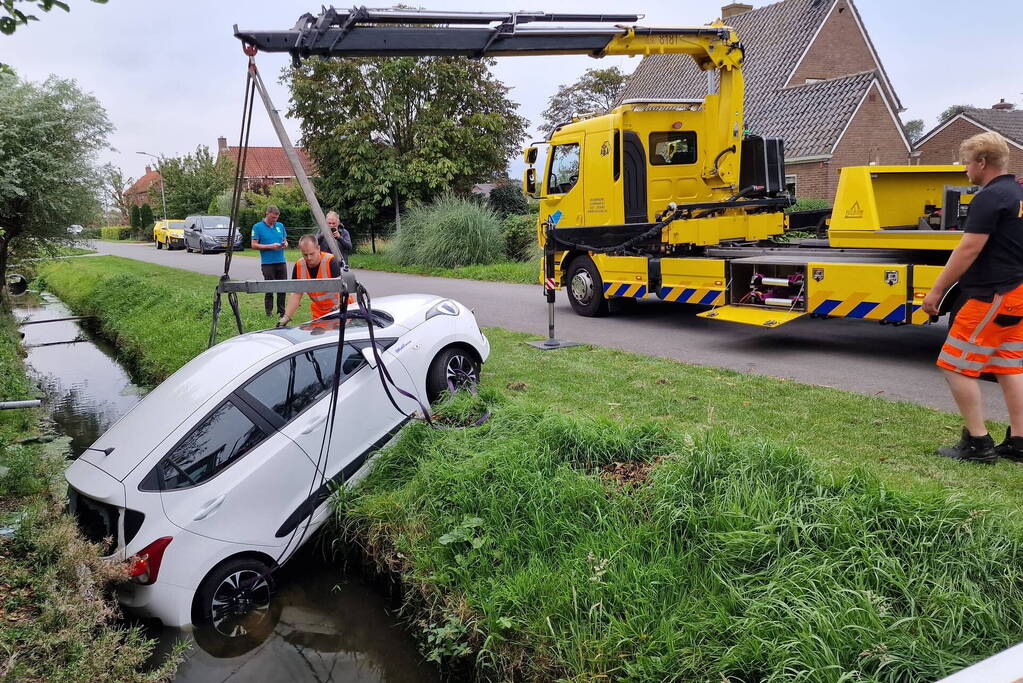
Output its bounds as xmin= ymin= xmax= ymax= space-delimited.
xmin=0 ymin=70 xmax=111 ymax=297
xmin=902 ymin=119 xmax=924 ymax=143
xmin=539 ymin=66 xmax=627 ymax=137
xmin=100 ymin=164 xmax=133 ymax=225
xmin=286 ymin=56 xmax=528 ymax=237
xmin=129 ymin=204 xmax=141 ymax=230
xmin=159 ymin=145 xmax=232 ymax=219
xmin=138 ymin=203 xmax=154 ymax=230
xmin=488 ymin=181 xmax=529 ymax=217
xmin=1 ymin=0 xmax=107 ymax=36
xmin=939 ymin=104 xmax=974 ymax=123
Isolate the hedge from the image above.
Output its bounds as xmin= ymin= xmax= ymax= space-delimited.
xmin=99 ymin=226 xmax=133 ymax=240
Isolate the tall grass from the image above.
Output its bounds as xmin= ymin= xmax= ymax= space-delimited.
xmin=394 ymin=194 xmax=504 ymax=268
xmin=337 ymin=395 xmax=1023 ymax=681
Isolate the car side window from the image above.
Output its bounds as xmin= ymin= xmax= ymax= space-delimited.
xmin=547 ymin=143 xmax=580 ymax=195
xmin=242 ymin=345 xmax=366 ymax=423
xmin=156 ymin=400 xmax=267 ymax=490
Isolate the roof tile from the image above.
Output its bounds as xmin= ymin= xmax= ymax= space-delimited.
xmin=221 ymin=146 xmax=317 ymax=179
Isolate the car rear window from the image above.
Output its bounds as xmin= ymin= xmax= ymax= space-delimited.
xmin=151 ymin=400 xmax=267 ymax=490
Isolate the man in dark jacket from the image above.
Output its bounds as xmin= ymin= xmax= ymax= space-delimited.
xmin=317 ymin=210 xmax=352 ymax=263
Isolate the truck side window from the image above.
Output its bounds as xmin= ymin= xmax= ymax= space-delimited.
xmin=241 ymin=345 xmax=365 ymax=422
xmin=156 ymin=401 xmax=267 ymax=490
xmin=649 ymin=131 xmax=697 ymax=166
xmin=548 ymin=143 xmax=580 ymax=195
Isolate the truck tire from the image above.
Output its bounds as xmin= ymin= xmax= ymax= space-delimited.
xmin=566 ymin=255 xmax=609 ymax=317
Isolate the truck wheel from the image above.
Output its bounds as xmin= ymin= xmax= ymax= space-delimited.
xmin=426 ymin=346 xmax=480 ymax=403
xmin=567 ymin=255 xmax=609 ymax=317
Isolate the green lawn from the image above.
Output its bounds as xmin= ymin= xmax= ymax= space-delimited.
xmin=239 ymin=244 xmax=539 ymax=285
xmin=36 ymin=255 xmax=1023 ymax=681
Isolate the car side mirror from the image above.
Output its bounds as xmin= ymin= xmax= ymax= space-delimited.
xmin=524 ymin=146 xmax=538 ymax=165
xmin=524 ymin=167 xmax=537 ymax=197
xmin=359 ymin=346 xmax=378 ymax=368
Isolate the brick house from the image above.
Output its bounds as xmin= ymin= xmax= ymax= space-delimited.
xmin=617 ymin=0 xmax=912 ymax=200
xmin=124 ymin=166 xmax=162 ymax=207
xmin=915 ymin=102 xmax=1023 ymax=173
xmin=215 ymin=136 xmax=317 ymax=190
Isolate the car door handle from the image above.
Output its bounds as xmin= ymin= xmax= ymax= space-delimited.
xmin=300 ymin=414 xmax=328 ymax=435
xmin=193 ymin=494 xmax=226 ymax=521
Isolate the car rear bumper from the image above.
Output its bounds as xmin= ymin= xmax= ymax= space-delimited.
xmin=117 ymin=579 xmax=195 ymax=629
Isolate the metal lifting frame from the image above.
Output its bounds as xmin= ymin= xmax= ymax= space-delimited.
xmin=208 ymin=45 xmax=349 ymax=348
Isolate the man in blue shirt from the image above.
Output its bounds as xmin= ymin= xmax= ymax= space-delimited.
xmin=251 ymin=205 xmax=289 ymax=317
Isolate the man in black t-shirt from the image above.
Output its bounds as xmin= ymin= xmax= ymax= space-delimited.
xmin=924 ymin=132 xmax=1023 ymax=463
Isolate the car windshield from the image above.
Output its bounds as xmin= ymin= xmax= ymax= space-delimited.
xmin=264 ymin=310 xmax=394 ymax=343
xmin=205 ymin=216 xmax=230 ymax=229
xmin=168 ymin=221 xmax=185 ymax=228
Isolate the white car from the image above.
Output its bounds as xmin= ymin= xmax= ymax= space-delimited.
xmin=64 ymin=294 xmax=489 ymax=631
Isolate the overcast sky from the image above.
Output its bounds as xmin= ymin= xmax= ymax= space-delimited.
xmin=4 ymin=0 xmax=1020 ymax=184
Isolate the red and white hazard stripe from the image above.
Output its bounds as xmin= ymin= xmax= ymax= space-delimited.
xmin=545 ymin=278 xmax=556 ymax=290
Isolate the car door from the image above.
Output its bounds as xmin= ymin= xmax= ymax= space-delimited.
xmin=235 ymin=342 xmax=418 ymax=537
xmin=184 ymin=217 xmax=197 ymax=250
xmin=151 ymin=394 xmax=320 ymax=548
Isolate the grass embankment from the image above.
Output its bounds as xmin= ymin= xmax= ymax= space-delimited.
xmin=0 ymin=317 xmax=176 ymax=681
xmin=38 ymin=255 xmax=1023 ymax=680
xmin=245 ymin=243 xmax=538 ymax=285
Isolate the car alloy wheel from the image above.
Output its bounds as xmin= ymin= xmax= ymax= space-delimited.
xmin=209 ymin=568 xmax=272 ymax=637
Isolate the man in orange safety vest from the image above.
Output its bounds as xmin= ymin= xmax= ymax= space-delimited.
xmin=277 ymin=234 xmax=343 ymax=326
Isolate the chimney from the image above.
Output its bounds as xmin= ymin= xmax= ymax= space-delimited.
xmin=992 ymin=99 xmax=1014 ymax=111
xmin=217 ymin=136 xmax=228 ymax=153
xmin=721 ymin=2 xmax=753 ymax=18
xmin=145 ymin=165 xmax=151 ymax=174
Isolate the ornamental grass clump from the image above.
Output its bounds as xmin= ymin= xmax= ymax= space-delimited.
xmin=394 ymin=194 xmax=503 ymax=268
xmin=335 ymin=399 xmax=1023 ymax=682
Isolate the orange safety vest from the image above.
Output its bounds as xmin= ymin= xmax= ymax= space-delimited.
xmin=295 ymin=252 xmax=340 ymax=320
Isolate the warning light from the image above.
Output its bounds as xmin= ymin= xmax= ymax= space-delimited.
xmin=672 ymin=121 xmax=683 ymax=129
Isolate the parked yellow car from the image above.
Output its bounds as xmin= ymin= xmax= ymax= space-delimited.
xmin=153 ymin=219 xmax=186 ymax=250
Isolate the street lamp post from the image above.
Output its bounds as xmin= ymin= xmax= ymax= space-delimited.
xmin=136 ymin=151 xmax=167 ymax=219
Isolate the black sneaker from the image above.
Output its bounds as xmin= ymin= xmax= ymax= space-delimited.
xmin=995 ymin=427 xmax=1023 ymax=463
xmin=936 ymin=428 xmax=997 ymax=464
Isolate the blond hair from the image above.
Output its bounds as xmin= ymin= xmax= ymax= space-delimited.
xmin=960 ymin=131 xmax=1010 ymax=169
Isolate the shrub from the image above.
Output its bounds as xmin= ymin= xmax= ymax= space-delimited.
xmin=395 ymin=194 xmax=503 ymax=268
xmin=488 ymin=182 xmax=530 ymax=217
xmin=786 ymin=197 xmax=831 ymax=213
xmin=501 ymin=213 xmax=539 ymax=262
xmin=129 ymin=205 xmax=141 ymax=230
xmin=99 ymin=226 xmax=132 ymax=240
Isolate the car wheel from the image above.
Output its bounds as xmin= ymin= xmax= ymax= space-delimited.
xmin=199 ymin=241 xmax=206 ymax=255
xmin=567 ymin=255 xmax=609 ymax=317
xmin=156 ymin=238 xmax=163 ymax=250
xmin=426 ymin=346 xmax=480 ymax=404
xmin=195 ymin=557 xmax=275 ymax=637
xmin=185 ymin=239 xmax=193 ymax=253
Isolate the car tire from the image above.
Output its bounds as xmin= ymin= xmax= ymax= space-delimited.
xmin=156 ymin=238 xmax=163 ymax=250
xmin=185 ymin=240 xmax=193 ymax=253
xmin=199 ymin=242 xmax=206 ymax=255
xmin=194 ymin=557 xmax=275 ymax=636
xmin=566 ymin=255 xmax=609 ymax=317
xmin=426 ymin=346 xmax=480 ymax=404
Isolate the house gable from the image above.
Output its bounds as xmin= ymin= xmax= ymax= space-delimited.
xmin=785 ymin=0 xmax=900 ymax=110
xmin=915 ymin=113 xmax=1023 ymax=172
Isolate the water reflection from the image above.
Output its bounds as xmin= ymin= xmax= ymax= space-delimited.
xmin=154 ymin=548 xmax=439 ymax=683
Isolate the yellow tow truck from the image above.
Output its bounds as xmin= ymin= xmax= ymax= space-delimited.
xmin=153 ymin=219 xmax=186 ymax=250
xmin=238 ymin=8 xmax=974 ymax=328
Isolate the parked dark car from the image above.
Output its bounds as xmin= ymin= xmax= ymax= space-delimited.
xmin=183 ymin=215 xmax=243 ymax=254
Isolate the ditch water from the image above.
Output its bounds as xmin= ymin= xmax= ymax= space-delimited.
xmin=12 ymin=290 xmax=440 ymax=683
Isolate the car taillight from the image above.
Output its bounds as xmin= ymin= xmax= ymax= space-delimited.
xmin=127 ymin=536 xmax=173 ymax=585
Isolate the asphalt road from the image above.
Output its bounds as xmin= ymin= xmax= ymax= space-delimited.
xmin=88 ymin=240 xmax=1008 ymax=420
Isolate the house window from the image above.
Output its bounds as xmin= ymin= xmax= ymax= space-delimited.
xmin=785 ymin=174 xmax=798 ymax=197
